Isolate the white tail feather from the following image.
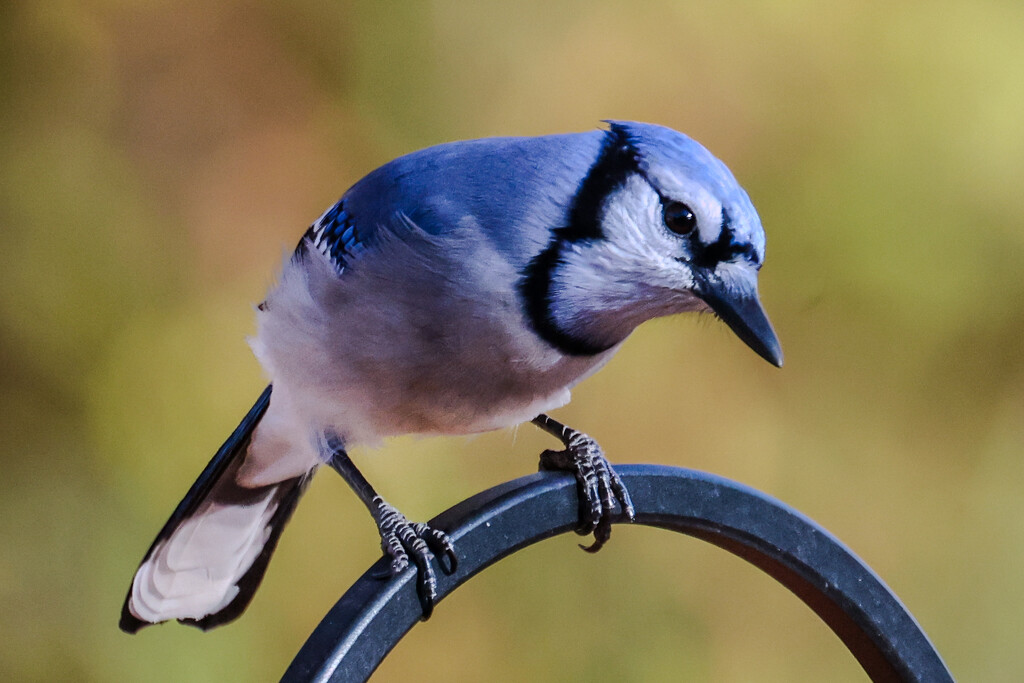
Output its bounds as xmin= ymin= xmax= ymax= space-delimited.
xmin=128 ymin=489 xmax=280 ymax=624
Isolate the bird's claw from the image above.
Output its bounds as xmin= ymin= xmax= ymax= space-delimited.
xmin=536 ymin=420 xmax=634 ymax=553
xmin=370 ymin=497 xmax=457 ymax=620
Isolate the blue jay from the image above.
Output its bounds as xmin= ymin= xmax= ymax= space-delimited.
xmin=120 ymin=121 xmax=781 ymax=632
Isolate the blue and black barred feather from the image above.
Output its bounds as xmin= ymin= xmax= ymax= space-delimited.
xmin=298 ymin=199 xmax=368 ymax=273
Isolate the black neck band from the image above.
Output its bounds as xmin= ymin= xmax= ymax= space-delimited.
xmin=519 ymin=127 xmax=641 ymax=356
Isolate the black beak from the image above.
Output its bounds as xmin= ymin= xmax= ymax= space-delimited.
xmin=693 ymin=268 xmax=783 ymax=367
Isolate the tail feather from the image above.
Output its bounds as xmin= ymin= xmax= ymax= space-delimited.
xmin=120 ymin=385 xmax=313 ymax=633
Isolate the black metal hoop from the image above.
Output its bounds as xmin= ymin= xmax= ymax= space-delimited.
xmin=282 ymin=465 xmax=952 ymax=682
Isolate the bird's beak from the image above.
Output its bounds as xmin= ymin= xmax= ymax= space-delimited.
xmin=692 ymin=265 xmax=783 ymax=367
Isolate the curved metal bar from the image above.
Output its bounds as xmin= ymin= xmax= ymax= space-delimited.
xmin=282 ymin=465 xmax=952 ymax=682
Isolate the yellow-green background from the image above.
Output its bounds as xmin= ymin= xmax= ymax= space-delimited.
xmin=2 ymin=1 xmax=1022 ymax=680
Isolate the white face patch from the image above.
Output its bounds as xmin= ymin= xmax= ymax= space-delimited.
xmin=544 ymin=174 xmax=710 ymax=349
xmin=598 ymin=176 xmax=675 ymax=268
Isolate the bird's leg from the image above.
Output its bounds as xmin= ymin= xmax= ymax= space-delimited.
xmin=323 ymin=434 xmax=456 ymax=620
xmin=531 ymin=414 xmax=635 ymax=553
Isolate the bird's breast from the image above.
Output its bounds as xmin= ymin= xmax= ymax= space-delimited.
xmin=252 ymin=229 xmax=617 ymax=444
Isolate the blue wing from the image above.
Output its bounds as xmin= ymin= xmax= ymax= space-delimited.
xmin=295 ymin=129 xmax=607 ymax=275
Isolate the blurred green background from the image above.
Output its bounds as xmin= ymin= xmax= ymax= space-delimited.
xmin=2 ymin=1 xmax=1023 ymax=680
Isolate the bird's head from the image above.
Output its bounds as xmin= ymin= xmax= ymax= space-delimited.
xmin=523 ymin=120 xmax=782 ymax=367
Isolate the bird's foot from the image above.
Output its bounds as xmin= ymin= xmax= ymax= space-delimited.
xmin=370 ymin=496 xmax=457 ymax=620
xmin=533 ymin=415 xmax=635 ymax=553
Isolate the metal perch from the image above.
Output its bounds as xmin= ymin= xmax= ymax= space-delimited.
xmin=282 ymin=464 xmax=952 ymax=683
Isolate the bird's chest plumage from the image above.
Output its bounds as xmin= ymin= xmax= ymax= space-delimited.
xmin=252 ymin=224 xmax=616 ymax=445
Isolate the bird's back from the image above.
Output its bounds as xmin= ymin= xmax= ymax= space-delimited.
xmin=340 ymin=130 xmax=607 ymax=269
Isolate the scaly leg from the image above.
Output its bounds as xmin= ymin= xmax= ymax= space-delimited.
xmin=324 ymin=434 xmax=456 ymax=619
xmin=532 ymin=414 xmax=635 ymax=552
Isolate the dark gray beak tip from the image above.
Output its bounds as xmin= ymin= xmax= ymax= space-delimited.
xmin=758 ymin=336 xmax=784 ymax=368
xmin=724 ymin=309 xmax=782 ymax=368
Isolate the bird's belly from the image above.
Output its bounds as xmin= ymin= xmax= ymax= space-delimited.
xmin=379 ymin=381 xmax=573 ymax=436
xmin=309 ymin=332 xmax=613 ymax=442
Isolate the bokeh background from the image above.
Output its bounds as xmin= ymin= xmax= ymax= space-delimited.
xmin=2 ymin=1 xmax=1023 ymax=680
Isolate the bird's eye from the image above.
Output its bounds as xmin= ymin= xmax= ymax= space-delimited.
xmin=663 ymin=202 xmax=697 ymax=236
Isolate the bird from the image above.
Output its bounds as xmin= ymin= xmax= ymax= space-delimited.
xmin=119 ymin=120 xmax=782 ymax=633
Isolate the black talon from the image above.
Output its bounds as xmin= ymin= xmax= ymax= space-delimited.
xmin=532 ymin=414 xmax=634 ymax=552
xmin=368 ymin=497 xmax=457 ymax=620
xmin=413 ymin=522 xmax=458 ymax=575
xmin=326 ymin=437 xmax=457 ymax=620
